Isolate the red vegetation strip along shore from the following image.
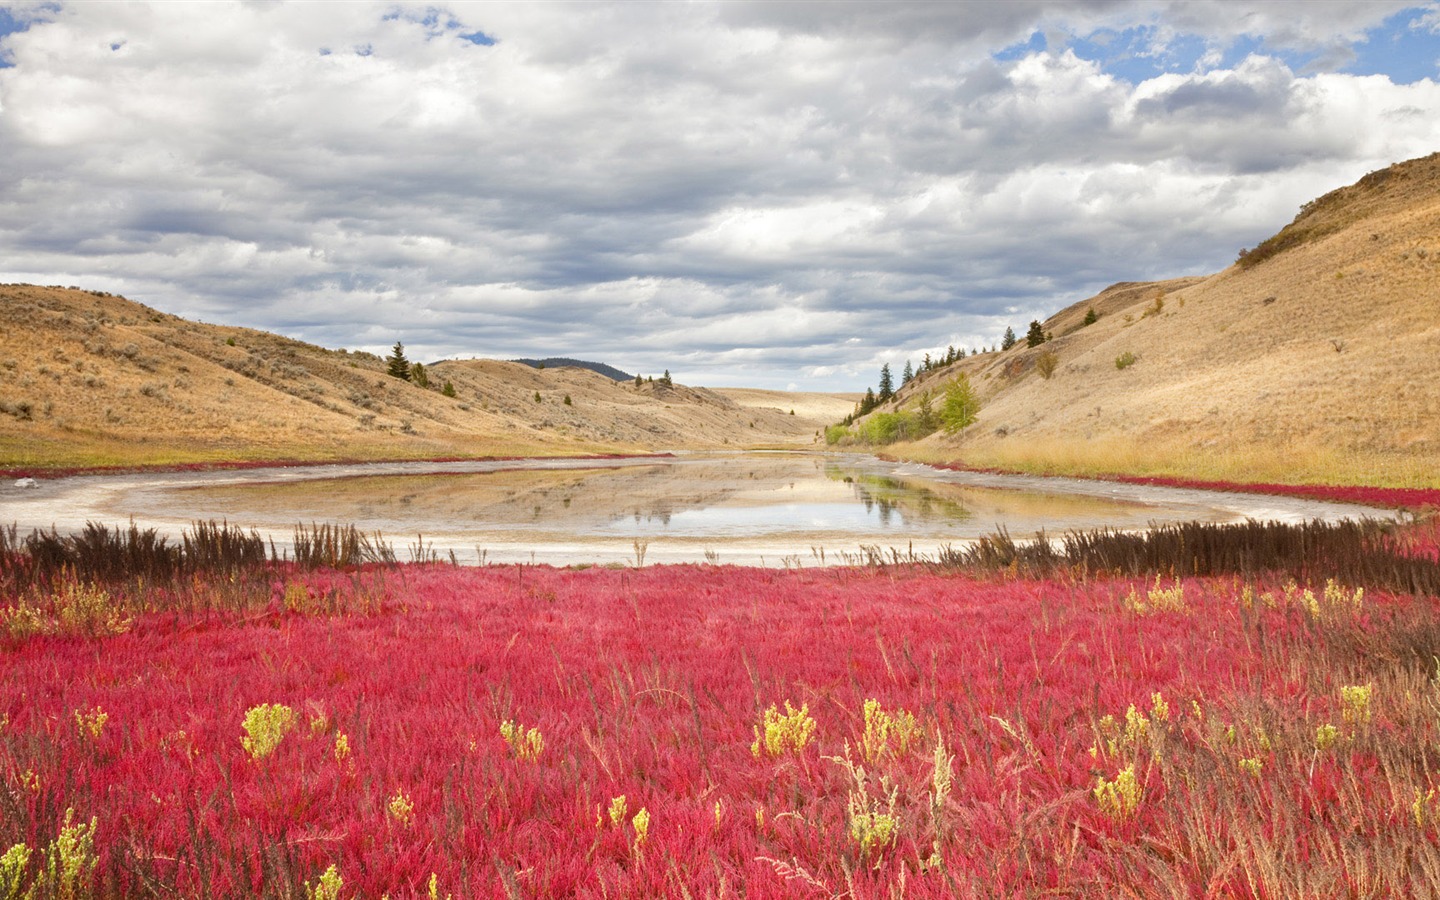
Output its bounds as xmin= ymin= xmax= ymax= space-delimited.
xmin=5 ymin=548 xmax=1440 ymax=897
xmin=919 ymin=460 xmax=1440 ymax=511
xmin=1109 ymin=474 xmax=1440 ymax=513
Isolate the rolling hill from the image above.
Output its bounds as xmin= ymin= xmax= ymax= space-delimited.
xmin=0 ymin=286 xmax=854 ymax=471
xmin=872 ymin=151 xmax=1440 ymax=488
xmin=511 ymin=358 xmax=634 ymax=381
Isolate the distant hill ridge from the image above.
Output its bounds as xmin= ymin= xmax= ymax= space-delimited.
xmin=511 ymin=358 xmax=633 ymax=382
xmin=0 ymin=288 xmax=851 ymax=470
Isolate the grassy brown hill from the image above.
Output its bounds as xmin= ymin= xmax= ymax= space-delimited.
xmin=0 ymin=285 xmax=851 ymax=470
xmin=876 ymin=152 xmax=1440 ymax=488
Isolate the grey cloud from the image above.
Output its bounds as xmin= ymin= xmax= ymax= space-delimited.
xmin=0 ymin=1 xmax=1436 ymax=389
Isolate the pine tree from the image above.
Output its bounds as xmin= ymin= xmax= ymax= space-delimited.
xmin=1001 ymin=327 xmax=1017 ymax=351
xmin=410 ymin=361 xmax=430 ymax=388
xmin=1026 ymin=320 xmax=1046 ymax=348
xmin=901 ymin=360 xmax=914 ymax=385
xmin=441 ymin=380 xmax=457 ymax=398
xmin=917 ymin=391 xmax=938 ymax=433
xmin=385 ymin=342 xmax=411 ymax=380
xmin=659 ymin=370 xmax=673 ymax=387
xmin=878 ymin=364 xmax=894 ymax=402
xmin=859 ymin=387 xmax=878 ymax=416
xmin=1083 ymin=308 xmax=1098 ymax=326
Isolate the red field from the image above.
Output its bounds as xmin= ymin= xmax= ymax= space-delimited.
xmin=3 ymin=522 xmax=1440 ymax=897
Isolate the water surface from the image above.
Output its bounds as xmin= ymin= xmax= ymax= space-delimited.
xmin=1 ymin=452 xmax=1392 ymax=566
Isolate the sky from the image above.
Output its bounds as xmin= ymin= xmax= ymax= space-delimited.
xmin=1 ymin=1 xmax=1438 ymax=391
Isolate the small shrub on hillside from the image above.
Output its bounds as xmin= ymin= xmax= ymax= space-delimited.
xmin=441 ymin=380 xmax=457 ymax=398
xmin=1115 ymin=351 xmax=1138 ymax=370
xmin=0 ymin=399 xmax=33 ymax=421
xmin=1035 ymin=349 xmax=1058 ymax=380
xmin=1083 ymin=308 xmax=1098 ymax=326
xmin=1025 ymin=320 xmax=1046 ymax=347
xmin=1142 ymin=294 xmax=1165 ymax=318
xmin=858 ymin=412 xmax=911 ymax=445
xmin=410 ymin=362 xmax=430 ymax=389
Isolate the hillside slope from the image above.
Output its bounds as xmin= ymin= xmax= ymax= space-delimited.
xmin=882 ymin=152 xmax=1440 ymax=488
xmin=0 ymin=286 xmax=838 ymax=470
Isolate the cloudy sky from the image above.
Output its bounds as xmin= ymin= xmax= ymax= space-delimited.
xmin=2 ymin=1 xmax=1438 ymax=390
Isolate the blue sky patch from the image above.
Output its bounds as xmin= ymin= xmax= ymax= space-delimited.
xmin=0 ymin=4 xmax=60 ymax=68
xmin=993 ymin=30 xmax=1046 ymax=61
xmin=1345 ymin=8 xmax=1440 ymax=83
xmin=994 ymin=7 xmax=1440 ymax=85
xmin=380 ymin=4 xmax=494 ymax=45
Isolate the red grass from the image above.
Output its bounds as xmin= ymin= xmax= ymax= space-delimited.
xmin=915 ymin=458 xmax=1440 ymax=511
xmin=5 ymin=556 xmax=1440 ymax=897
xmin=1108 ymin=474 xmax=1440 ymax=513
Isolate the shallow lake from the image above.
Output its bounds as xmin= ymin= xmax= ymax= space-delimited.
xmin=1 ymin=452 xmax=1393 ymax=566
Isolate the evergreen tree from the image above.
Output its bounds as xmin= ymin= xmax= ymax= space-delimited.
xmin=858 ymin=387 xmax=878 ymax=416
xmin=660 ymin=370 xmax=673 ymax=387
xmin=1026 ymin=320 xmax=1046 ymax=348
xmin=877 ymin=364 xmax=894 ymax=402
xmin=1083 ymin=308 xmax=1098 ymax=326
xmin=634 ymin=373 xmax=643 ymax=387
xmin=410 ymin=361 xmax=430 ymax=388
xmin=946 ymin=345 xmax=956 ymax=364
xmin=385 ymin=342 xmax=411 ymax=380
xmin=1001 ymin=327 xmax=1017 ymax=351
xmin=441 ymin=380 xmax=457 ymax=398
xmin=901 ymin=360 xmax=914 ymax=385
xmin=917 ymin=391 xmax=938 ymax=433
xmin=922 ymin=352 xmax=932 ymax=372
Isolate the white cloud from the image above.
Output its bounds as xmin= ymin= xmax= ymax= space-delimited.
xmin=0 ymin=1 xmax=1437 ymax=389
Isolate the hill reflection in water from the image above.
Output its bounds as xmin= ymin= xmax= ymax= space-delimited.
xmin=55 ymin=451 xmax=1368 ymax=565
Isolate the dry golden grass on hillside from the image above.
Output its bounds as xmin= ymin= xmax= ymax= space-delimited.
xmin=880 ymin=152 xmax=1440 ymax=488
xmin=714 ymin=387 xmax=861 ymax=423
xmin=0 ymin=285 xmax=831 ymax=470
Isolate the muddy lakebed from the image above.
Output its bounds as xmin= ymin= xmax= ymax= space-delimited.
xmin=1 ymin=452 xmax=1395 ymax=566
